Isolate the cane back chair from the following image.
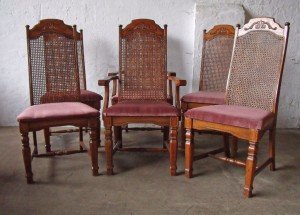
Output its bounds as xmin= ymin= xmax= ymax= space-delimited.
xmin=99 ymin=19 xmax=186 ymax=175
xmin=30 ymin=19 xmax=102 ymax=154
xmin=184 ymin=18 xmax=290 ymax=197
xmin=17 ymin=19 xmax=100 ymax=183
xmin=181 ymin=25 xmax=237 ymax=154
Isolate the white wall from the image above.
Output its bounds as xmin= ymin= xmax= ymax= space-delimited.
xmin=0 ymin=0 xmax=299 ymax=128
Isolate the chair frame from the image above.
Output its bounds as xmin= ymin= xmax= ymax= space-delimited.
xmin=20 ymin=20 xmax=100 ymax=183
xmin=28 ymin=19 xmax=101 ymax=157
xmin=185 ymin=18 xmax=290 ymax=197
xmin=181 ymin=25 xmax=237 ymax=154
xmin=99 ymin=19 xmax=186 ymax=176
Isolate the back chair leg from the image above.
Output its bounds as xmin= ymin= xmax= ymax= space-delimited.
xmin=185 ymin=129 xmax=194 ymax=178
xmin=231 ymin=136 xmax=238 ymax=158
xmin=114 ymin=126 xmax=122 ymax=148
xmin=79 ymin=127 xmax=84 ymax=151
xmin=21 ymin=132 xmax=33 ymax=184
xmin=244 ymin=141 xmax=258 ymax=198
xmin=163 ymin=126 xmax=169 ymax=149
xmin=32 ymin=131 xmax=38 ymax=155
xmin=44 ymin=128 xmax=51 ymax=152
xmin=89 ymin=126 xmax=99 ymax=176
xmin=223 ymin=133 xmax=230 ymax=158
xmin=269 ymin=128 xmax=276 ymax=171
xmin=169 ymin=124 xmax=178 ymax=176
xmin=180 ymin=114 xmax=185 ymax=150
xmin=105 ymin=124 xmax=114 ymax=175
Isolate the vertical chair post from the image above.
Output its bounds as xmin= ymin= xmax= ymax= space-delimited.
xmin=244 ymin=141 xmax=258 ymax=198
xmin=231 ymin=136 xmax=238 ymax=158
xmin=89 ymin=123 xmax=99 ymax=176
xmin=21 ymin=132 xmax=33 ymax=183
xmin=223 ymin=133 xmax=230 ymax=158
xmin=44 ymin=128 xmax=51 ymax=152
xmin=169 ymin=117 xmax=178 ymax=176
xmin=269 ymin=128 xmax=276 ymax=171
xmin=185 ymin=118 xmax=194 ymax=178
xmin=105 ymin=118 xmax=114 ymax=175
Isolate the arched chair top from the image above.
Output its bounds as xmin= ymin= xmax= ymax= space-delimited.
xmin=204 ymin=24 xmax=235 ymax=41
xmin=27 ymin=19 xmax=81 ymax=40
xmin=120 ymin=19 xmax=166 ymax=38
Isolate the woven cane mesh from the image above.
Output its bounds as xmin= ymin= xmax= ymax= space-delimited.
xmin=200 ymin=36 xmax=234 ymax=92
xmin=226 ymin=31 xmax=284 ymax=112
xmin=119 ymin=25 xmax=167 ymax=102
xmin=29 ymin=33 xmax=80 ymax=105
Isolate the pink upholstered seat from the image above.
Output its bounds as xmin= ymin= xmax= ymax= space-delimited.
xmin=104 ymin=101 xmax=179 ymax=117
xmin=17 ymin=102 xmax=99 ymax=123
xmin=80 ymin=89 xmax=102 ymax=110
xmin=185 ymin=105 xmax=275 ymax=130
xmin=112 ymin=95 xmax=173 ymax=105
xmin=181 ymin=91 xmax=225 ymax=105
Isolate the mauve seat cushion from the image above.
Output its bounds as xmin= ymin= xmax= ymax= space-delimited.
xmin=104 ymin=101 xmax=179 ymax=117
xmin=112 ymin=95 xmax=173 ymax=104
xmin=181 ymin=91 xmax=225 ymax=105
xmin=17 ymin=102 xmax=99 ymax=123
xmin=185 ymin=105 xmax=275 ymax=130
xmin=80 ymin=89 xmax=103 ymax=102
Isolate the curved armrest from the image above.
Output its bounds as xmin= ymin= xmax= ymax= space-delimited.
xmin=98 ymin=75 xmax=119 ymax=111
xmin=167 ymin=76 xmax=187 ymax=109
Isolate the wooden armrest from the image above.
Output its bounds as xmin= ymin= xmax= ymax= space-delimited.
xmin=167 ymin=71 xmax=176 ymax=77
xmin=98 ymin=75 xmax=118 ymax=86
xmin=107 ymin=71 xmax=119 ymax=76
xmin=167 ymin=76 xmax=187 ymax=87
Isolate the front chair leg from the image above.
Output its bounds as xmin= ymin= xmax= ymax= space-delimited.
xmin=185 ymin=129 xmax=194 ymax=178
xmin=105 ymin=124 xmax=114 ymax=175
xmin=21 ymin=132 xmax=33 ymax=183
xmin=89 ymin=126 xmax=99 ymax=176
xmin=79 ymin=127 xmax=84 ymax=151
xmin=269 ymin=128 xmax=276 ymax=171
xmin=244 ymin=141 xmax=258 ymax=198
xmin=180 ymin=113 xmax=185 ymax=150
xmin=169 ymin=124 xmax=178 ymax=176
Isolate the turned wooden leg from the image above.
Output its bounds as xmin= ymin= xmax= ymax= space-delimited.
xmin=21 ymin=132 xmax=33 ymax=184
xmin=114 ymin=126 xmax=122 ymax=148
xmin=223 ymin=133 xmax=231 ymax=158
xmin=32 ymin=131 xmax=38 ymax=155
xmin=163 ymin=126 xmax=169 ymax=149
xmin=269 ymin=128 xmax=276 ymax=171
xmin=97 ymin=120 xmax=101 ymax=148
xmin=79 ymin=127 xmax=84 ymax=151
xmin=105 ymin=124 xmax=114 ymax=175
xmin=231 ymin=136 xmax=238 ymax=158
xmin=244 ymin=141 xmax=258 ymax=198
xmin=89 ymin=126 xmax=99 ymax=176
xmin=44 ymin=128 xmax=51 ymax=152
xmin=169 ymin=123 xmax=178 ymax=176
xmin=185 ymin=128 xmax=194 ymax=178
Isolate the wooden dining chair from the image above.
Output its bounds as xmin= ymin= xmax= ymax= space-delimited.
xmin=17 ymin=19 xmax=100 ymax=183
xmin=181 ymin=25 xmax=238 ymax=155
xmin=31 ymin=19 xmax=102 ymax=155
xmin=99 ymin=19 xmax=186 ymax=175
xmin=184 ymin=18 xmax=289 ymax=197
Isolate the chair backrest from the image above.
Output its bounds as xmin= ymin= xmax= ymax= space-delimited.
xmin=26 ymin=19 xmax=85 ymax=105
xmin=199 ymin=25 xmax=235 ymax=92
xmin=118 ymin=19 xmax=167 ymax=102
xmin=226 ymin=18 xmax=290 ymax=114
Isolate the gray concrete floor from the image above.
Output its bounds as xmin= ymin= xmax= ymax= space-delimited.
xmin=0 ymin=126 xmax=299 ymax=214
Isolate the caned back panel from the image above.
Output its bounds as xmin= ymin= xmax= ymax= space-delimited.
xmin=119 ymin=19 xmax=167 ymax=102
xmin=200 ymin=25 xmax=234 ymax=92
xmin=27 ymin=19 xmax=81 ymax=105
xmin=226 ymin=18 xmax=287 ymax=112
